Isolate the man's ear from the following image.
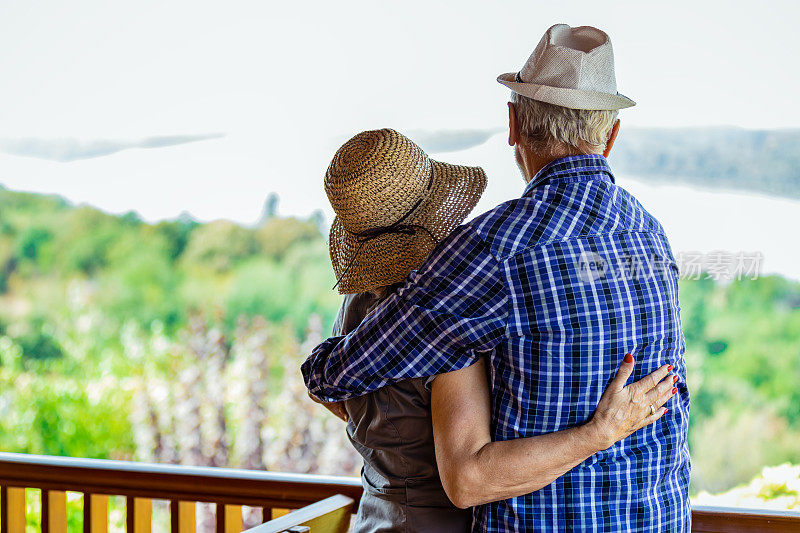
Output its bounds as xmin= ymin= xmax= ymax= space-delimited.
xmin=603 ymin=119 xmax=621 ymax=158
xmin=508 ymin=102 xmax=519 ymax=147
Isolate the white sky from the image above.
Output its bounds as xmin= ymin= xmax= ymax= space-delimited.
xmin=0 ymin=0 xmax=799 ymax=224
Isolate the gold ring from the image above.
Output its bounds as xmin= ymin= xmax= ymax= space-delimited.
xmin=649 ymin=404 xmax=656 ymax=416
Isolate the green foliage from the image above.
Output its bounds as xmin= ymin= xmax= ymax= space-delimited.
xmin=225 ymin=243 xmax=339 ymax=334
xmin=682 ymin=277 xmax=800 ymax=426
xmin=59 ymin=207 xmax=123 ymax=275
xmin=181 ymin=220 xmax=258 ymax=273
xmin=681 ymin=276 xmax=800 ymax=493
xmin=14 ymin=227 xmax=52 ymax=261
xmin=226 ymin=259 xmax=296 ymax=324
xmin=0 ymin=366 xmax=135 ymax=458
xmin=97 ymin=229 xmax=184 ymax=329
xmin=154 ymin=218 xmax=198 ymax=260
xmin=255 ymin=217 xmax=322 ymax=261
xmin=16 ymin=330 xmax=64 ymax=363
xmin=0 ymin=187 xmax=335 ymax=332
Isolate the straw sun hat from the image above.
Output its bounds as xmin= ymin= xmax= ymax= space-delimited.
xmin=326 ymin=129 xmax=487 ymax=294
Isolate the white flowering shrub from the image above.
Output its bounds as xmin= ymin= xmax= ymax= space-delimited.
xmin=693 ymin=463 xmax=800 ymax=511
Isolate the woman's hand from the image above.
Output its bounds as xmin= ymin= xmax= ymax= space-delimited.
xmin=585 ymin=353 xmax=677 ymax=450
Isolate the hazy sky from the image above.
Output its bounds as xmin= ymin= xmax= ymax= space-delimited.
xmin=1 ymin=0 xmax=799 ymax=223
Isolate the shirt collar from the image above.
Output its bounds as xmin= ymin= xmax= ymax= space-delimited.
xmin=523 ymin=154 xmax=615 ymax=197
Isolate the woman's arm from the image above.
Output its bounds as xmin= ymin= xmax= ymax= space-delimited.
xmin=431 ymin=354 xmax=675 ymax=509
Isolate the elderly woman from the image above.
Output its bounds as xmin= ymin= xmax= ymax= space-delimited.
xmin=313 ymin=128 xmax=676 ymax=532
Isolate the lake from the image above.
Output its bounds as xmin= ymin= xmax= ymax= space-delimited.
xmin=435 ymin=133 xmax=800 ymax=281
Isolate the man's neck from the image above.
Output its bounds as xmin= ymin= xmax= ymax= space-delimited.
xmin=520 ymin=146 xmax=602 ymax=183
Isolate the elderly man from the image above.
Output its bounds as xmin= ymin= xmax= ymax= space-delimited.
xmin=304 ymin=24 xmax=690 ymax=531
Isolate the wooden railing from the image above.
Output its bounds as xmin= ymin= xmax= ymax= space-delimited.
xmin=0 ymin=452 xmax=361 ymax=532
xmin=691 ymin=506 xmax=800 ymax=533
xmin=1 ymin=452 xmax=800 ymax=532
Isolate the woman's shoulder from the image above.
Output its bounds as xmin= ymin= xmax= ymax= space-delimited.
xmin=335 ymin=288 xmax=399 ymax=335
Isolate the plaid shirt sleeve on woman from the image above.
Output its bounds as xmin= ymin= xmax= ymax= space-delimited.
xmin=302 ymin=223 xmax=508 ymax=402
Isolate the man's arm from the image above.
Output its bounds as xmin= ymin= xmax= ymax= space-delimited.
xmin=302 ymin=224 xmax=508 ymax=402
xmin=431 ymin=354 xmax=676 ymax=508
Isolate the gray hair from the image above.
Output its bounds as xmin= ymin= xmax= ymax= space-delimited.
xmin=510 ymin=92 xmax=618 ymax=156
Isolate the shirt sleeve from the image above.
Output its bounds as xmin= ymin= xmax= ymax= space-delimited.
xmin=301 ymin=224 xmax=508 ymax=402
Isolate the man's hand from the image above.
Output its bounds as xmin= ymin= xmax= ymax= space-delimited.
xmin=307 ymin=391 xmax=348 ymax=422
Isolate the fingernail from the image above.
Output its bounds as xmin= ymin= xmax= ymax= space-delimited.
xmin=672 ymin=387 xmax=678 ymax=394
xmin=624 ymin=353 xmax=633 ymax=363
xmin=667 ymin=365 xmax=673 ymax=372
xmin=664 ymin=408 xmax=668 ymax=413
xmin=673 ymin=375 xmax=679 ymax=383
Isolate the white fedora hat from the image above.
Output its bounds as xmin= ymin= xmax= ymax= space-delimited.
xmin=498 ymin=24 xmax=635 ymax=111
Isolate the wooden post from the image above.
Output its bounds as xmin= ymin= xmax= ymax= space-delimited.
xmin=126 ymin=497 xmax=151 ymax=533
xmin=216 ymin=503 xmax=243 ymax=533
xmin=43 ymin=490 xmax=67 ymax=533
xmin=0 ymin=486 xmax=26 ymax=533
xmin=170 ymin=500 xmax=195 ymax=533
xmin=224 ymin=505 xmax=242 ymax=533
xmin=83 ymin=494 xmax=108 ymax=533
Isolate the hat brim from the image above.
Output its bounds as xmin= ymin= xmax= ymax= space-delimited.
xmin=497 ymin=72 xmax=635 ymax=110
xmin=329 ymin=160 xmax=487 ymax=294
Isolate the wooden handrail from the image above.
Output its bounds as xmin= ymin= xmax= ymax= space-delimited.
xmin=692 ymin=506 xmax=800 ymax=533
xmin=0 ymin=452 xmax=362 ymax=509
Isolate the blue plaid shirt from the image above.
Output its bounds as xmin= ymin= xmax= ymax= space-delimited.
xmin=303 ymin=155 xmax=691 ymax=532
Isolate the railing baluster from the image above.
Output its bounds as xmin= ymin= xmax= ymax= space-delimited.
xmin=170 ymin=500 xmax=196 ymax=532
xmin=126 ymin=497 xmax=151 ymax=533
xmin=170 ymin=500 xmax=179 ymax=532
xmin=41 ymin=489 xmax=49 ymax=533
xmin=96 ymin=495 xmax=109 ymax=533
xmin=126 ymin=497 xmax=133 ymax=532
xmin=83 ymin=494 xmax=108 ymax=533
xmin=216 ymin=503 xmax=225 ymax=533
xmin=42 ymin=490 xmax=67 ymax=533
xmin=179 ymin=502 xmax=195 ymax=533
xmin=1 ymin=486 xmax=26 ymax=533
xmin=83 ymin=492 xmax=91 ymax=533
xmin=224 ymin=505 xmax=242 ymax=533
xmin=215 ymin=503 xmax=243 ymax=533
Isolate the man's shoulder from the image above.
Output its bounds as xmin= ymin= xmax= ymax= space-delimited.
xmin=413 ymin=201 xmax=528 ymax=277
xmin=461 ymin=193 xmax=565 ymax=260
xmin=464 ymin=198 xmax=529 ymax=255
xmin=459 ymin=179 xmax=669 ymax=261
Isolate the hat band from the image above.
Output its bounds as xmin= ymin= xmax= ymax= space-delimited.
xmin=332 ymin=166 xmax=436 ymax=291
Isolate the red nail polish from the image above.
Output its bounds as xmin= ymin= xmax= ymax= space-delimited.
xmin=664 ymin=408 xmax=668 ymax=413
xmin=673 ymin=375 xmax=679 ymax=383
xmin=672 ymin=387 xmax=678 ymax=394
xmin=624 ymin=353 xmax=633 ymax=363
xmin=667 ymin=365 xmax=673 ymax=372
